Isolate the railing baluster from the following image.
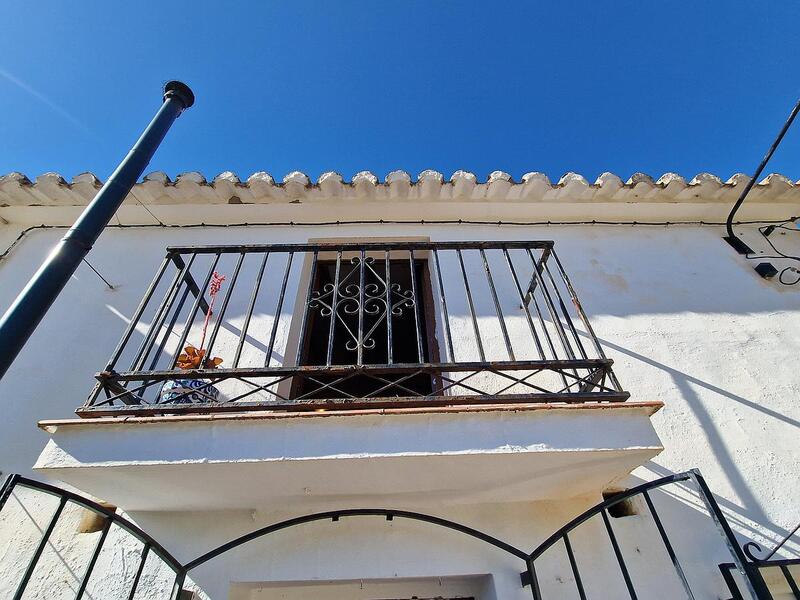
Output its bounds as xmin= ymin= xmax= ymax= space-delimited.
xmin=137 ymin=271 xmax=192 ymax=373
xmin=173 ymin=253 xmax=210 ymax=315
xmin=106 ymin=256 xmax=169 ymax=371
xmin=481 ymin=248 xmax=514 ymax=360
xmin=601 ymin=508 xmax=638 ymax=600
xmin=74 ymin=516 xmax=112 ymax=600
xmin=234 ymin=252 xmax=269 ymax=368
xmin=384 ymin=250 xmax=393 ymax=365
xmin=169 ymin=252 xmax=221 ymax=369
xmin=526 ymin=248 xmax=575 ymax=362
xmin=502 ymin=247 xmax=546 ymax=360
xmin=409 ymin=249 xmax=425 ymax=363
xmin=781 ymin=565 xmax=800 ymax=598
xmin=12 ymin=496 xmax=68 ymax=600
xmin=507 ymin=248 xmax=568 ymax=387
xmin=523 ymin=246 xmax=550 ymax=305
xmin=432 ymin=248 xmax=454 ymax=363
xmin=550 ymin=249 xmax=623 ymax=391
xmin=543 ymin=260 xmax=588 ymax=359
xmin=563 ymin=533 xmax=587 ymax=600
xmin=126 ymin=543 xmax=150 ymax=600
xmin=519 ymin=253 xmax=560 ymax=361
xmin=294 ymin=250 xmax=318 ymax=367
xmin=457 ymin=249 xmax=485 ymax=362
xmin=147 ymin=285 xmax=190 ymax=372
xmin=642 ymin=490 xmax=696 ymax=600
xmin=130 ymin=253 xmax=195 ymax=371
xmin=265 ymin=252 xmax=294 ymax=367
xmin=205 ymin=251 xmax=245 ymax=360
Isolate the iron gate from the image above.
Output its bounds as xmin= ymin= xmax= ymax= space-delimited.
xmin=0 ymin=471 xmax=780 ymax=599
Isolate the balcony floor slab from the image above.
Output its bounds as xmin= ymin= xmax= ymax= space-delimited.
xmin=35 ymin=402 xmax=663 ymax=511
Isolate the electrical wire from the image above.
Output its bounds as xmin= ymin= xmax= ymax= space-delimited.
xmin=1 ymin=217 xmax=798 ymax=264
xmin=81 ymin=258 xmax=115 ymax=290
xmin=128 ymin=187 xmax=166 ymax=227
xmin=744 ymin=218 xmax=800 ymax=285
xmin=725 ymin=97 xmax=800 ymax=244
xmin=0 ymin=215 xmax=795 ymax=296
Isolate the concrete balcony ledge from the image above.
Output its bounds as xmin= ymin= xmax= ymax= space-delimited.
xmin=35 ymin=401 xmax=663 ymax=512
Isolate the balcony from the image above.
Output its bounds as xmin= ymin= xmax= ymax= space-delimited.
xmin=80 ymin=240 xmax=629 ymax=416
xmin=36 ymin=240 xmax=661 ymax=511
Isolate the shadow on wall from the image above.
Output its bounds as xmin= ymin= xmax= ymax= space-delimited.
xmin=533 ymin=478 xmax=758 ymax=600
xmin=639 ymin=463 xmax=795 ymax=556
xmin=600 ymin=335 xmax=799 ymax=556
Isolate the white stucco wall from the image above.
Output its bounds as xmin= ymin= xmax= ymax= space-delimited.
xmin=0 ymin=220 xmax=798 ymax=599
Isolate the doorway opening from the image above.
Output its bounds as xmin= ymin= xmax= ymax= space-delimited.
xmin=293 ymin=256 xmax=440 ymax=400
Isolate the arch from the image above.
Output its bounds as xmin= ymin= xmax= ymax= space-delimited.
xmin=183 ymin=507 xmax=530 ymax=571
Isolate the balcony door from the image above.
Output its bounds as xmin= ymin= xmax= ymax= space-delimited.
xmin=292 ymin=254 xmax=440 ymax=400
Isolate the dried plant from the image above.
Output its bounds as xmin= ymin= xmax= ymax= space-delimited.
xmin=177 ymin=271 xmax=226 ymax=370
xmin=176 ymin=345 xmax=223 ymax=370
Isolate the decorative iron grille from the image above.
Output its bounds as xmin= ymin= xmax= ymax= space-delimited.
xmin=721 ymin=555 xmax=800 ymax=598
xmin=81 ymin=241 xmax=628 ymax=416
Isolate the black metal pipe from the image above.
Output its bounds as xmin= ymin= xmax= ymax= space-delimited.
xmin=724 ymin=97 xmax=800 ymax=254
xmin=0 ymin=81 xmax=194 ymax=379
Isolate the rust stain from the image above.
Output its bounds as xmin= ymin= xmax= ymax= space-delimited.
xmin=39 ymin=400 xmax=664 ymax=430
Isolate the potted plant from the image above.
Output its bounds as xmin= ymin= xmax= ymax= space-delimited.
xmin=160 ymin=271 xmax=226 ymax=404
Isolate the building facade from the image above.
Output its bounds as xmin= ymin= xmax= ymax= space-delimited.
xmin=0 ymin=169 xmax=798 ymax=599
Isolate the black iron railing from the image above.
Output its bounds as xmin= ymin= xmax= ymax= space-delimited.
xmin=81 ymin=241 xmax=627 ymax=416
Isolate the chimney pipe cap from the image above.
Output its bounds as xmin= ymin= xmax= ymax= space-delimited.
xmin=163 ymin=81 xmax=195 ymax=109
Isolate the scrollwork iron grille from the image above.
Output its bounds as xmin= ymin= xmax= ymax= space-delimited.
xmin=720 ymin=554 xmax=799 ymax=599
xmin=81 ymin=241 xmax=628 ymax=417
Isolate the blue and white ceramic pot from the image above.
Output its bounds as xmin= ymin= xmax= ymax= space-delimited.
xmin=160 ymin=378 xmax=220 ymax=404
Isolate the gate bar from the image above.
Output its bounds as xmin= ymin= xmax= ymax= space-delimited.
xmin=12 ymin=496 xmax=68 ymax=600
xmin=74 ymin=517 xmax=112 ymax=600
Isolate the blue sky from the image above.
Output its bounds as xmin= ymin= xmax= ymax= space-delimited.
xmin=1 ymin=1 xmax=799 ymax=183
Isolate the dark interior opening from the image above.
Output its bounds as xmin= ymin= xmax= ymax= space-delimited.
xmin=293 ymin=257 xmax=437 ymax=400
xmin=603 ymin=489 xmax=639 ymax=518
